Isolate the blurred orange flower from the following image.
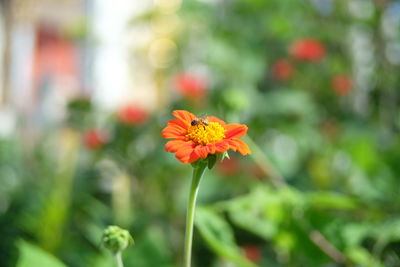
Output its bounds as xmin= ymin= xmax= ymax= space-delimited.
xmin=84 ymin=130 xmax=108 ymax=149
xmin=331 ymin=75 xmax=353 ymax=96
xmin=271 ymin=59 xmax=294 ymax=81
xmin=175 ymin=74 xmax=207 ymax=100
xmin=162 ymin=110 xmax=251 ymax=164
xmin=117 ymin=105 xmax=149 ymax=125
xmin=289 ymin=38 xmax=326 ymax=62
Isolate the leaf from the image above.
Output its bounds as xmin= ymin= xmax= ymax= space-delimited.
xmin=17 ymin=240 xmax=67 ymax=267
xmin=123 ymin=225 xmax=173 ymax=267
xmin=195 ymin=207 xmax=257 ymax=267
xmin=345 ymin=247 xmax=385 ymax=267
xmin=342 ymin=223 xmax=372 ymax=247
xmin=221 ymin=186 xmax=301 ymax=240
xmin=226 ymin=191 xmax=277 ymax=240
xmin=306 ymin=192 xmax=359 ymax=210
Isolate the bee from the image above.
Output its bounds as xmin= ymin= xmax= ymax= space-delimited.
xmin=191 ymin=117 xmax=209 ymax=126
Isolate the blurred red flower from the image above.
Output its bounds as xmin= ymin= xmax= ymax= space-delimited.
xmin=84 ymin=130 xmax=108 ymax=149
xmin=331 ymin=75 xmax=353 ymax=96
xmin=289 ymin=38 xmax=326 ymax=62
xmin=242 ymin=245 xmax=262 ymax=264
xmin=175 ymin=74 xmax=207 ymax=100
xmin=117 ymin=105 xmax=149 ymax=125
xmin=217 ymin=157 xmax=241 ymax=176
xmin=271 ymin=59 xmax=294 ymax=81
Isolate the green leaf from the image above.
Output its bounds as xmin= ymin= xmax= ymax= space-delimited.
xmin=221 ymin=186 xmax=301 ymax=240
xmin=226 ymin=190 xmax=277 ymax=240
xmin=306 ymin=192 xmax=359 ymax=210
xmin=17 ymin=240 xmax=67 ymax=267
xmin=195 ymin=207 xmax=257 ymax=267
xmin=345 ymin=247 xmax=385 ymax=267
xmin=123 ymin=225 xmax=173 ymax=267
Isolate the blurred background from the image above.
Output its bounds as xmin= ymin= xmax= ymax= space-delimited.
xmin=0 ymin=0 xmax=400 ymax=266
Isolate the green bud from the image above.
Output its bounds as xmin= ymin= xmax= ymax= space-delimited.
xmin=102 ymin=225 xmax=134 ymax=254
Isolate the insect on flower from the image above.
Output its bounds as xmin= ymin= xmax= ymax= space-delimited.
xmin=190 ymin=117 xmax=209 ymax=126
xmin=162 ymin=110 xmax=251 ymax=164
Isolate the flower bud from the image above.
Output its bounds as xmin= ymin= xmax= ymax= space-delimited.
xmin=102 ymin=225 xmax=133 ymax=254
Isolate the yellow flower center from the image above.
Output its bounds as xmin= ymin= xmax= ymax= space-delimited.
xmin=186 ymin=122 xmax=225 ymax=145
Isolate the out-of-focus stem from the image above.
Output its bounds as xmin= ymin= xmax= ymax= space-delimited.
xmin=244 ymin=135 xmax=285 ymax=188
xmin=112 ymin=174 xmax=132 ymax=226
xmin=114 ymin=252 xmax=124 ymax=267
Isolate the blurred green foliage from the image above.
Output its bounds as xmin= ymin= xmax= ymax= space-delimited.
xmin=1 ymin=0 xmax=400 ymax=266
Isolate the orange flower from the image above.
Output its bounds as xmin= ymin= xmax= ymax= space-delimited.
xmin=162 ymin=110 xmax=251 ymax=164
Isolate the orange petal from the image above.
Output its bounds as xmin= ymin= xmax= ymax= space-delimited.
xmin=162 ymin=125 xmax=187 ymax=139
xmin=165 ymin=139 xmax=188 ymax=153
xmin=180 ymin=149 xmax=203 ymax=164
xmin=172 ymin=110 xmax=196 ymax=123
xmin=235 ymin=139 xmax=251 ymax=155
xmin=227 ymin=139 xmax=251 ymax=155
xmin=206 ymin=144 xmax=216 ymax=154
xmin=206 ymin=116 xmax=226 ymax=125
xmin=175 ymin=142 xmax=197 ymax=163
xmin=168 ymin=119 xmax=189 ymax=129
xmin=214 ymin=141 xmax=230 ymax=153
xmin=224 ymin=124 xmax=248 ymax=139
xmin=195 ymin=145 xmax=209 ymax=159
xmin=188 ymin=150 xmax=202 ymax=163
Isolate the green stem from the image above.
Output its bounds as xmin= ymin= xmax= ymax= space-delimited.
xmin=184 ymin=163 xmax=207 ymax=267
xmin=243 ymin=135 xmax=286 ymax=188
xmin=114 ymin=252 xmax=124 ymax=267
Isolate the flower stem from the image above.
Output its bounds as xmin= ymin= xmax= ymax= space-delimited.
xmin=114 ymin=252 xmax=124 ymax=267
xmin=184 ymin=163 xmax=207 ymax=267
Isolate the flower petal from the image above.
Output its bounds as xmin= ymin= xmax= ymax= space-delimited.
xmin=195 ymin=145 xmax=209 ymax=159
xmin=165 ymin=139 xmax=188 ymax=153
xmin=188 ymin=150 xmax=202 ymax=163
xmin=214 ymin=141 xmax=230 ymax=153
xmin=206 ymin=116 xmax=226 ymax=125
xmin=175 ymin=142 xmax=197 ymax=163
xmin=162 ymin=118 xmax=190 ymax=139
xmin=162 ymin=125 xmax=187 ymax=139
xmin=172 ymin=110 xmax=196 ymax=123
xmin=224 ymin=124 xmax=248 ymax=139
xmin=227 ymin=139 xmax=251 ymax=155
xmin=168 ymin=119 xmax=189 ymax=129
xmin=206 ymin=144 xmax=216 ymax=154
